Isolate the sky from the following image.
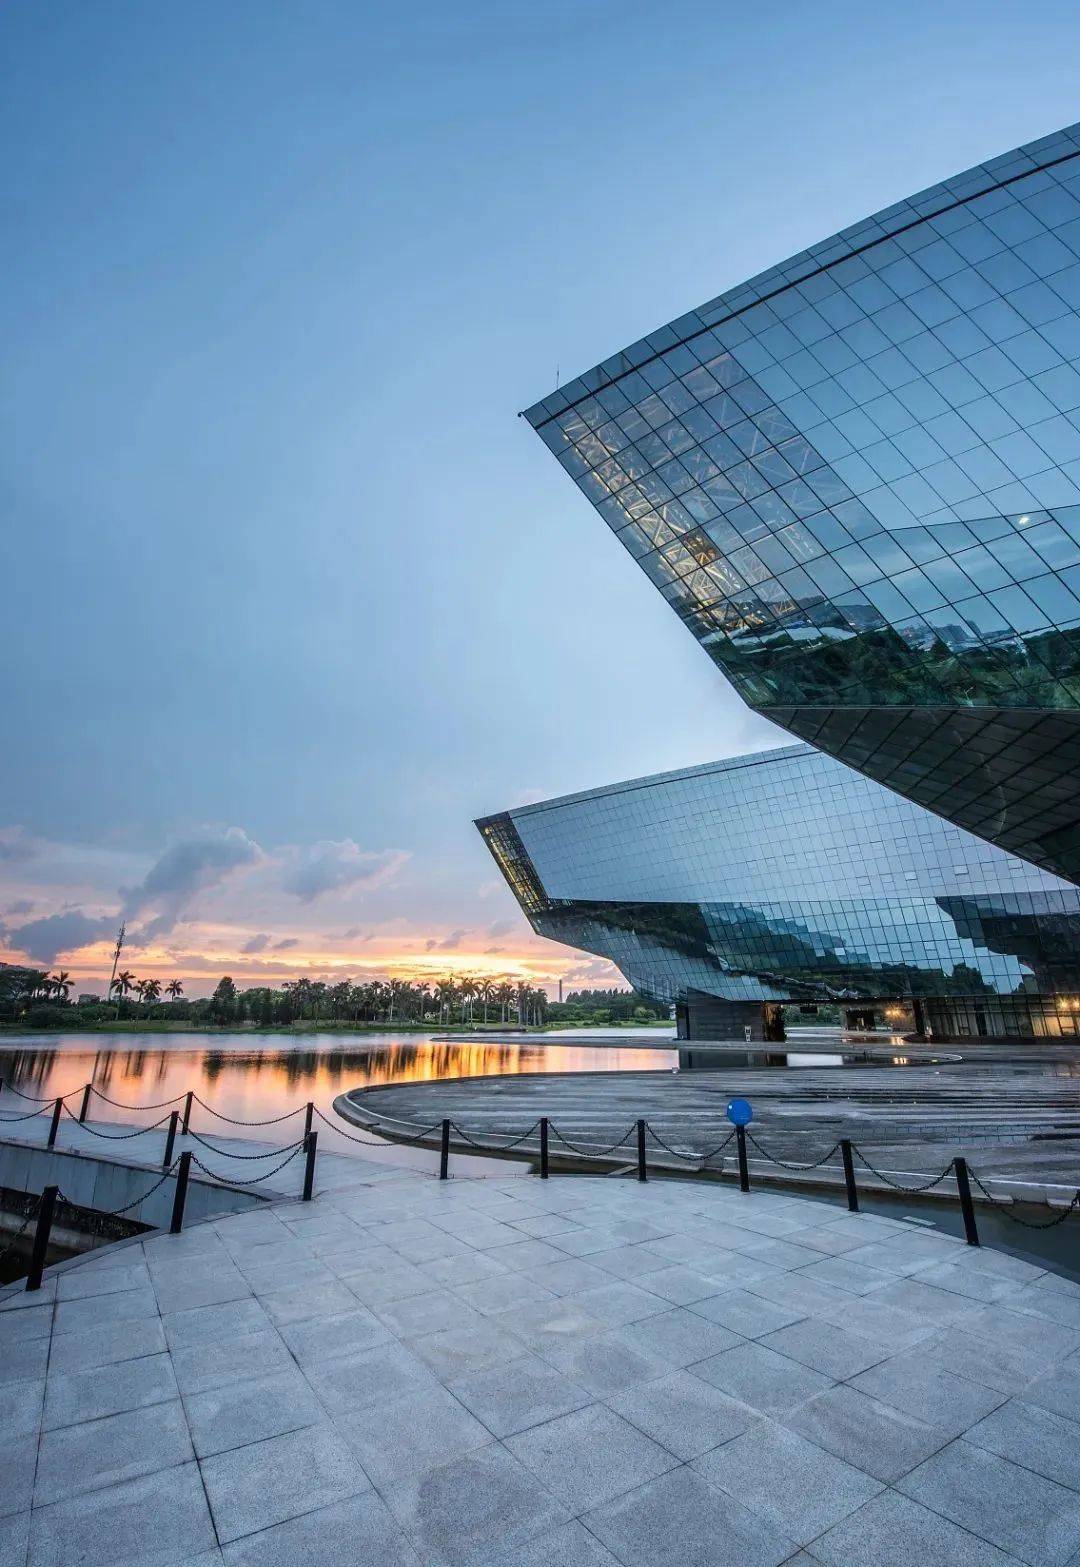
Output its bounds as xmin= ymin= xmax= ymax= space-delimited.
xmin=4 ymin=0 xmax=1080 ymax=997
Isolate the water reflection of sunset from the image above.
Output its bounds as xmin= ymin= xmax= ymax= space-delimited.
xmin=0 ymin=1033 xmax=676 ymax=1140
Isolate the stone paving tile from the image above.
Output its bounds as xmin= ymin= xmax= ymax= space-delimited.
xmin=0 ymin=1336 xmax=49 ymax=1385
xmin=162 ymin=1297 xmax=270 ymax=1352
xmin=455 ymin=1272 xmax=552 ymax=1317
xmin=757 ymin=1319 xmax=893 ymax=1381
xmin=686 ymin=1287 xmax=807 ymax=1337
xmin=1006 ymin=1285 xmax=1080 ymax=1329
xmin=784 ymin=1383 xmax=950 ymax=1483
xmin=55 ymin=1261 xmax=151 ymax=1300
xmin=607 ymin=1368 xmax=757 ymax=1459
xmin=585 ymin=1244 xmax=670 ymax=1280
xmin=848 ymin=1355 xmax=1006 ymax=1436
xmin=505 ymin=1404 xmax=677 ymax=1513
xmin=538 ymin=1329 xmax=671 ymax=1398
xmin=899 ymin=1439 xmax=1080 ymax=1565
xmin=336 ymin=1383 xmax=493 ymax=1486
xmin=470 ymin=1518 xmax=623 ymax=1566
xmin=693 ymin=1418 xmax=882 ymax=1544
xmin=221 ymin=1491 xmax=422 ymax=1566
xmin=0 ymin=1433 xmax=37 ymax=1519
xmin=612 ymin=1305 xmax=742 ymax=1367
xmin=26 ymin=1461 xmax=217 ymax=1567
xmin=1020 ymin=1361 xmax=1080 ymax=1423
xmin=965 ymin=1398 xmax=1080 ymax=1490
xmin=34 ymin=1399 xmax=193 ymax=1505
xmin=301 ymin=1337 xmax=440 ymax=1416
xmin=52 ymin=1284 xmax=160 ymax=1337
xmin=419 ymin=1250 xmax=512 ymax=1288
xmin=914 ymin=1329 xmax=1048 ymax=1395
xmin=0 ymin=1378 xmax=44 ymax=1440
xmin=169 ymin=1327 xmax=293 ymax=1397
xmin=200 ymin=1422 xmax=370 ymax=1545
xmin=376 ymin=1287 xmax=486 ymax=1337
xmin=816 ymin=1292 xmax=937 ymax=1349
xmin=449 ymin=1353 xmax=591 ymax=1437
xmin=48 ymin=1316 xmax=166 ymax=1373
xmin=257 ymin=1277 xmax=356 ymax=1326
xmin=583 ymin=1464 xmax=795 ymax=1567
xmin=184 ymin=1365 xmax=326 ymax=1458
xmin=385 ymin=1443 xmax=570 ymax=1566
xmin=959 ymin=1303 xmax=1080 ymax=1360
xmin=342 ymin=1260 xmax=432 ymax=1306
xmin=812 ymin=1488 xmax=1019 ymax=1566
xmin=571 ymin=1280 xmax=670 ymax=1328
xmin=0 ymin=1511 xmax=29 ymax=1567
xmin=43 ymin=1352 xmax=177 ymax=1431
xmin=0 ymin=1303 xmax=53 ymax=1348
xmin=796 ymin=1256 xmax=893 ymax=1296
xmin=634 ymin=1265 xmax=728 ymax=1305
xmin=412 ymin=1319 xmax=529 ymax=1381
xmin=503 ymin=1298 xmax=606 ymax=1353
xmin=747 ymin=1272 xmax=857 ymax=1316
xmin=692 ymin=1340 xmax=834 ymax=1415
xmin=280 ymin=1304 xmax=392 ymax=1364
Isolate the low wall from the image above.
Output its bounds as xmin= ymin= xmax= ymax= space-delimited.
xmin=0 ymin=1136 xmax=268 ymax=1233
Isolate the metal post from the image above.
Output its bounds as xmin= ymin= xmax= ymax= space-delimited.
xmin=303 ymin=1130 xmax=318 ymax=1201
xmin=163 ymin=1110 xmax=179 ymax=1169
xmin=304 ymin=1101 xmax=314 ymax=1139
xmin=735 ymin=1124 xmax=750 ymax=1192
xmin=840 ymin=1139 xmax=859 ymax=1212
xmin=954 ymin=1157 xmax=980 ymax=1247
xmin=170 ymin=1151 xmax=192 ymax=1234
xmin=439 ymin=1119 xmax=450 ymax=1181
xmin=47 ymin=1096 xmax=63 ymax=1149
xmin=181 ymin=1090 xmax=193 ymax=1135
xmin=26 ymin=1186 xmax=59 ymax=1291
xmin=540 ymin=1117 xmax=549 ymax=1179
xmin=636 ymin=1119 xmax=647 ymax=1182
xmin=78 ymin=1083 xmax=92 ymax=1124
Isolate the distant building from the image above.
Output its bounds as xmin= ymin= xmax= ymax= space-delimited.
xmin=78 ymin=994 xmax=101 ymax=1004
xmin=478 ymin=744 xmax=1080 ymax=1041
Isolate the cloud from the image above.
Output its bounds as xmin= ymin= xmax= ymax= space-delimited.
xmin=487 ymin=919 xmax=515 ymax=938
xmin=274 ymin=937 xmax=299 ymax=950
xmin=123 ymin=826 xmax=262 ymax=937
xmin=4 ymin=900 xmax=34 ymax=916
xmin=7 ymin=909 xmax=115 ymax=966
xmin=438 ymin=929 xmax=465 ymax=950
xmin=241 ymin=933 xmax=271 ymax=953
xmin=281 ymin=842 xmax=408 ymax=904
xmin=0 ymin=827 xmax=35 ymax=864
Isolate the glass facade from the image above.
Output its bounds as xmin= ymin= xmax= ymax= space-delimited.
xmin=477 ymin=744 xmax=1080 ymax=1039
xmin=523 ymin=126 xmax=1080 ymax=885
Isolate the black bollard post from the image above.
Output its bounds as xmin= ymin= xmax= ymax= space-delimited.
xmin=636 ymin=1119 xmax=647 ymax=1182
xmin=840 ymin=1139 xmax=859 ymax=1213
xmin=162 ymin=1110 xmax=179 ymax=1170
xmin=47 ymin=1097 xmax=63 ymax=1149
xmin=439 ymin=1119 xmax=450 ymax=1181
xmin=303 ymin=1130 xmax=318 ymax=1201
xmin=540 ymin=1117 xmax=549 ymax=1179
xmin=78 ymin=1083 xmax=92 ymax=1124
xmin=26 ymin=1186 xmax=59 ymax=1291
xmin=170 ymin=1151 xmax=192 ymax=1234
xmin=181 ymin=1091 xmax=193 ymax=1135
xmin=304 ymin=1102 xmax=314 ymax=1140
xmin=735 ymin=1124 xmax=750 ymax=1192
xmin=954 ymin=1157 xmax=980 ymax=1247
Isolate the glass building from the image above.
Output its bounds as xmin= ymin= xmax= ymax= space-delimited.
xmin=477 ymin=744 xmax=1080 ymax=1040
xmin=523 ymin=126 xmax=1080 ymax=885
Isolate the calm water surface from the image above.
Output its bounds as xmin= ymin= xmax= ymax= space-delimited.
xmin=0 ymin=1031 xmax=677 ymax=1160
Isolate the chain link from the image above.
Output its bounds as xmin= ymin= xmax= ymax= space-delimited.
xmin=968 ymin=1170 xmax=1080 ymax=1229
xmin=0 ymin=1194 xmax=39 ymax=1265
xmin=185 ymin=1130 xmax=306 ymax=1160
xmin=192 ymin=1095 xmax=305 ymax=1126
xmin=548 ymin=1123 xmax=638 ymax=1158
xmin=0 ymin=1104 xmax=51 ymax=1124
xmin=90 ymin=1087 xmax=186 ymax=1110
xmin=100 ymin=1164 xmax=181 ymax=1217
xmin=63 ymin=1106 xmax=175 ymax=1139
xmin=1 ymin=1083 xmax=69 ymax=1103
xmin=644 ymin=1124 xmax=708 ymax=1163
xmin=451 ymin=1120 xmax=541 ymax=1151
xmin=745 ymin=1133 xmax=842 ymax=1172
xmin=853 ymin=1147 xmax=957 ymax=1193
xmin=189 ymin=1145 xmax=305 ymax=1186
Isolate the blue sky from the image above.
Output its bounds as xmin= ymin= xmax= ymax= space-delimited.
xmin=4 ymin=0 xmax=1080 ymax=991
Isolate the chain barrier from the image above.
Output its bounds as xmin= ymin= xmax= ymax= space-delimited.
xmin=968 ymin=1170 xmax=1080 ymax=1230
xmin=852 ymin=1146 xmax=957 ymax=1194
xmin=314 ymin=1106 xmax=443 ymax=1147
xmin=745 ymin=1133 xmax=842 ymax=1172
xmin=186 ymin=1130 xmax=306 ymax=1160
xmin=1 ymin=1083 xmax=69 ymax=1103
xmin=451 ymin=1120 xmax=541 ymax=1151
xmin=0 ymin=1194 xmax=39 ymax=1264
xmin=190 ymin=1145 xmax=306 ymax=1187
xmin=698 ymin=1130 xmax=738 ymax=1162
xmin=549 ymin=1123 xmax=638 ymax=1158
xmin=192 ymin=1095 xmax=304 ymax=1127
xmin=89 ymin=1086 xmax=186 ymax=1111
xmin=62 ymin=1105 xmax=175 ymax=1140
xmin=644 ymin=1124 xmax=710 ymax=1163
xmin=0 ymin=1104 xmax=51 ymax=1124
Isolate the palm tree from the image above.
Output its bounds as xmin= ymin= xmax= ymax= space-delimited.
xmin=495 ymin=980 xmax=514 ymax=1024
xmin=458 ymin=976 xmax=478 ymax=1025
xmin=112 ymin=969 xmax=136 ymax=1017
xmin=165 ymin=979 xmax=184 ymax=1002
xmin=49 ymin=970 xmax=71 ymax=1002
xmin=476 ymin=978 xmax=495 ymax=1024
xmin=141 ymin=978 xmax=162 ymax=1016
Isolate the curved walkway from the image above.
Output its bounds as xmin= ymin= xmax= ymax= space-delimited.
xmin=2 ymin=1158 xmax=1080 ymax=1565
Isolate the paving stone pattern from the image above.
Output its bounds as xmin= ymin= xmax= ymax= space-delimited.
xmin=2 ymin=1147 xmax=1080 ymax=1565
